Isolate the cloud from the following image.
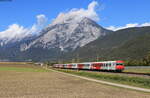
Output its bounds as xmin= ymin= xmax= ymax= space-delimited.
xmin=141 ymin=22 xmax=150 ymax=26
xmin=0 ymin=24 xmax=28 ymax=40
xmin=0 ymin=14 xmax=48 ymax=40
xmin=106 ymin=22 xmax=150 ymax=31
xmin=52 ymin=1 xmax=99 ymax=24
xmin=0 ymin=1 xmax=99 ymax=41
xmin=29 ymin=14 xmax=48 ymax=34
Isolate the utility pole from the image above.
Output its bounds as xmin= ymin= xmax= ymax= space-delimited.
xmin=96 ymin=48 xmax=99 ymax=62
xmin=76 ymin=53 xmax=80 ymax=63
xmin=72 ymin=58 xmax=75 ymax=63
xmin=96 ymin=54 xmax=99 ymax=62
xmin=58 ymin=59 xmax=62 ymax=64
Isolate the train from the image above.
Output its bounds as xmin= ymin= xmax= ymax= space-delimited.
xmin=53 ymin=60 xmax=125 ymax=72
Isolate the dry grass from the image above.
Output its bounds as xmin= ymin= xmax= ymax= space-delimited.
xmin=0 ymin=62 xmax=38 ymax=68
xmin=0 ymin=63 xmax=150 ymax=98
xmin=0 ymin=62 xmax=30 ymax=65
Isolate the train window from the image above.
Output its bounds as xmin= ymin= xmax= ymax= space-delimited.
xmin=109 ymin=63 xmax=111 ymax=67
xmin=103 ymin=63 xmax=105 ymax=67
xmin=84 ymin=64 xmax=90 ymax=66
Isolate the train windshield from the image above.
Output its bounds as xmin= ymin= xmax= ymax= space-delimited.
xmin=116 ymin=63 xmax=123 ymax=65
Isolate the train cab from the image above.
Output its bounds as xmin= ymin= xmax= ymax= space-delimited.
xmin=115 ymin=60 xmax=125 ymax=71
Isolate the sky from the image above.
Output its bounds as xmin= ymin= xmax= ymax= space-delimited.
xmin=0 ymin=0 xmax=150 ymax=34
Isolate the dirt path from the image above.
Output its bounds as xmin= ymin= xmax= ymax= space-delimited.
xmin=0 ymin=70 xmax=149 ymax=98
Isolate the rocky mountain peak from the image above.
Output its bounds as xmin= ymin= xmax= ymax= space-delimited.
xmin=20 ymin=17 xmax=111 ymax=52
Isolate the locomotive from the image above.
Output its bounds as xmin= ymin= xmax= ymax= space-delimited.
xmin=53 ymin=60 xmax=125 ymax=72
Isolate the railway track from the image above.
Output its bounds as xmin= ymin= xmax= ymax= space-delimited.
xmin=92 ymin=70 xmax=150 ymax=77
xmin=54 ymin=68 xmax=150 ymax=77
xmin=93 ymin=71 xmax=150 ymax=77
xmin=121 ymin=72 xmax=150 ymax=76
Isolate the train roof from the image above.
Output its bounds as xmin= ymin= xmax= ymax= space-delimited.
xmin=54 ymin=60 xmax=124 ymax=65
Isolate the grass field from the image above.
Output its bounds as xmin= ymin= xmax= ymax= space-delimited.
xmin=0 ymin=62 xmax=49 ymax=72
xmin=0 ymin=62 xmax=32 ymax=65
xmin=54 ymin=68 xmax=150 ymax=89
xmin=0 ymin=66 xmax=50 ymax=72
xmin=0 ymin=62 xmax=150 ymax=98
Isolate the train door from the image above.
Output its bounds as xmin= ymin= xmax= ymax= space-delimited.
xmin=106 ymin=63 xmax=108 ymax=70
xmin=64 ymin=64 xmax=67 ymax=68
xmin=101 ymin=63 xmax=104 ymax=70
xmin=107 ymin=62 xmax=113 ymax=70
xmin=111 ymin=62 xmax=116 ymax=70
xmin=102 ymin=62 xmax=107 ymax=70
xmin=109 ymin=63 xmax=112 ymax=70
xmin=107 ymin=63 xmax=110 ymax=70
xmin=72 ymin=64 xmax=76 ymax=69
xmin=83 ymin=63 xmax=90 ymax=69
xmin=104 ymin=62 xmax=108 ymax=70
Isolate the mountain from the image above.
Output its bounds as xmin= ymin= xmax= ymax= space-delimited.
xmin=63 ymin=26 xmax=150 ymax=62
xmin=0 ymin=17 xmax=111 ymax=61
xmin=20 ymin=17 xmax=111 ymax=52
xmin=0 ymin=14 xmax=150 ymax=62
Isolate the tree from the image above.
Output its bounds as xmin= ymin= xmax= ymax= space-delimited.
xmin=145 ymin=52 xmax=150 ymax=65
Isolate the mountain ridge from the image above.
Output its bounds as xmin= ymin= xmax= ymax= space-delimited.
xmin=20 ymin=17 xmax=111 ymax=52
xmin=0 ymin=17 xmax=112 ymax=61
xmin=0 ymin=16 xmax=150 ymax=62
xmin=63 ymin=26 xmax=150 ymax=62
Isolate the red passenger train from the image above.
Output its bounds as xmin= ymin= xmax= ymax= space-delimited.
xmin=53 ymin=60 xmax=125 ymax=72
